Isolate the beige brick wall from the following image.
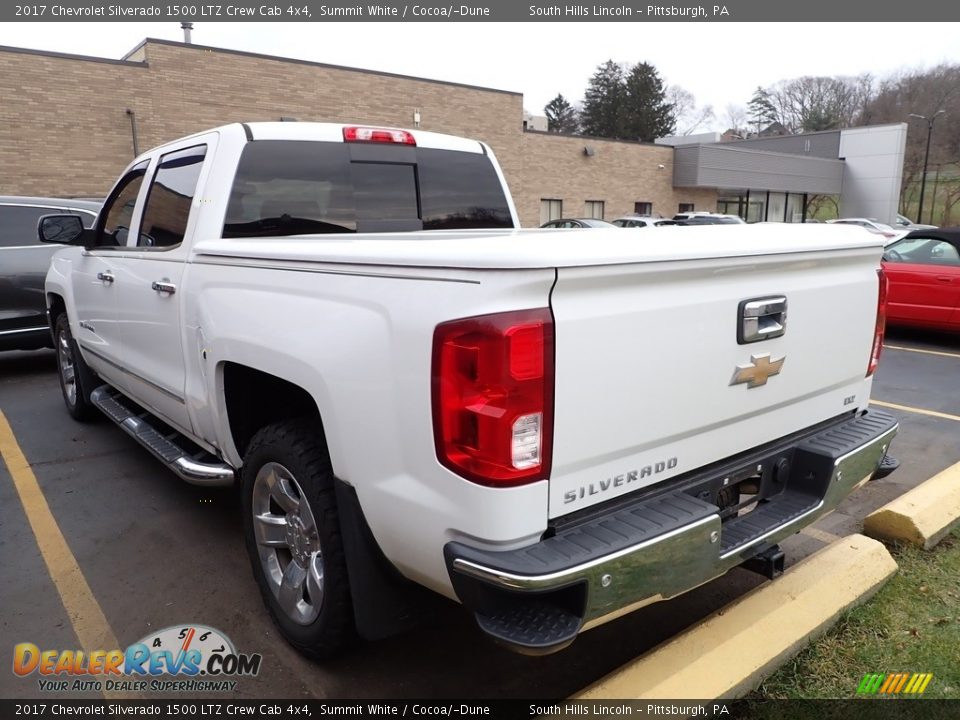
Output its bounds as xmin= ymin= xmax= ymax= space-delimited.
xmin=0 ymin=41 xmax=523 ymax=199
xmin=516 ymin=132 xmax=718 ymax=227
xmin=0 ymin=50 xmax=151 ymax=197
xmin=0 ymin=40 xmax=714 ymax=227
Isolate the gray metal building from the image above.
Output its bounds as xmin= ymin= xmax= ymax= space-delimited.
xmin=658 ymin=124 xmax=908 ymax=224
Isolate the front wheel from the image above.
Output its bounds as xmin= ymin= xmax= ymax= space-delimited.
xmin=241 ymin=419 xmax=355 ymax=660
xmin=54 ymin=313 xmax=96 ymax=421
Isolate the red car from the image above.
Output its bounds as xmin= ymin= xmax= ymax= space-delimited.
xmin=882 ymin=228 xmax=960 ymax=331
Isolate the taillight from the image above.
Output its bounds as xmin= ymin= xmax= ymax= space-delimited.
xmin=342 ymin=126 xmax=416 ymax=145
xmin=867 ymin=268 xmax=887 ymax=376
xmin=432 ymin=309 xmax=554 ymax=487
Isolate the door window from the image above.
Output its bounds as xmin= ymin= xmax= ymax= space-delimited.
xmin=886 ymin=238 xmax=960 ymax=265
xmin=138 ymin=146 xmax=208 ymax=249
xmin=96 ymin=161 xmax=149 ymax=248
xmin=0 ymin=205 xmax=53 ymax=247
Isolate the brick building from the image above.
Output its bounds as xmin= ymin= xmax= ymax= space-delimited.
xmin=0 ymin=39 xmax=715 ymax=227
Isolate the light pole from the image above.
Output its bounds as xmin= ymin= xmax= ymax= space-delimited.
xmin=909 ymin=111 xmax=945 ymax=224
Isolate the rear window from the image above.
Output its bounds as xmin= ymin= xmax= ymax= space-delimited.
xmin=223 ymin=141 xmax=513 ymax=238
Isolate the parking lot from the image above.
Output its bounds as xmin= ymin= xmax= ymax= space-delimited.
xmin=1 ymin=326 xmax=958 ymax=700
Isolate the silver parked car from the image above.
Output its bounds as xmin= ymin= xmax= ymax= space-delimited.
xmin=540 ymin=218 xmax=617 ymax=229
xmin=611 ymin=216 xmax=679 ymax=228
xmin=0 ymin=196 xmax=100 ymax=351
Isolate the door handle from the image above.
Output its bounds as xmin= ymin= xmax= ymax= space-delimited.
xmin=152 ymin=280 xmax=176 ymax=295
xmin=739 ymin=296 xmax=787 ymax=343
xmin=96 ymin=272 xmax=115 ymax=284
xmin=936 ymin=276 xmax=953 ymax=283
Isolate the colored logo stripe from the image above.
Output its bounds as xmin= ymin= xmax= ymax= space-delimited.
xmin=857 ymin=673 xmax=933 ymax=695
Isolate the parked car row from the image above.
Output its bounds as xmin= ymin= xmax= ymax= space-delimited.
xmin=3 ymin=195 xmax=957 ymax=357
xmin=0 ymin=196 xmax=101 ymax=351
xmin=540 ymin=212 xmax=744 ymax=230
xmin=533 ymin=211 xmax=960 ymax=335
xmin=826 ymin=217 xmax=903 ymax=240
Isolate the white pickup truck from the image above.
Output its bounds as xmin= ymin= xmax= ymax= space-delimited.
xmin=42 ymin=122 xmax=898 ymax=659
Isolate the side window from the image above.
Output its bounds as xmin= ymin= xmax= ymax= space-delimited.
xmin=138 ymin=145 xmax=207 ymax=249
xmin=889 ymin=238 xmax=960 ymax=265
xmin=0 ymin=205 xmax=53 ymax=247
xmin=97 ymin=162 xmax=149 ymax=248
xmin=930 ymin=241 xmax=960 ymax=264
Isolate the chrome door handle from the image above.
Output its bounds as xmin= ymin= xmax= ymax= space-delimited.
xmin=97 ymin=272 xmax=115 ymax=283
xmin=152 ymin=280 xmax=176 ymax=295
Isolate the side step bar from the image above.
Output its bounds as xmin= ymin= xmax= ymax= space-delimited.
xmin=91 ymin=386 xmax=235 ymax=487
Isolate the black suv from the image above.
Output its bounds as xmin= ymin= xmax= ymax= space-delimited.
xmin=0 ymin=197 xmax=101 ymax=351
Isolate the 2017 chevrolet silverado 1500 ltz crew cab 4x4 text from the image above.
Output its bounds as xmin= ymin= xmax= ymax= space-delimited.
xmin=41 ymin=122 xmax=898 ymax=659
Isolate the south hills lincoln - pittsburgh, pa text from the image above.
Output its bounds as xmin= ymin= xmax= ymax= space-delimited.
xmin=529 ymin=4 xmax=729 ymax=16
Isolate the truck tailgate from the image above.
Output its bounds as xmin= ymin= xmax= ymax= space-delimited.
xmin=548 ymin=244 xmax=882 ymax=518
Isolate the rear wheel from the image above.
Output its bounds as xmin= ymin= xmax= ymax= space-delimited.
xmin=241 ymin=419 xmax=355 ymax=660
xmin=54 ymin=313 xmax=96 ymax=421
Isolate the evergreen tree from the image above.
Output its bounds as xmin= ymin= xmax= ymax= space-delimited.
xmin=544 ymin=94 xmax=580 ymax=134
xmin=747 ymin=86 xmax=777 ymax=135
xmin=621 ymin=62 xmax=675 ymax=141
xmin=580 ymin=60 xmax=625 ymax=138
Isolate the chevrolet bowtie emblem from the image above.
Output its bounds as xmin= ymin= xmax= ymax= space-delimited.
xmin=730 ymin=353 xmax=785 ymax=388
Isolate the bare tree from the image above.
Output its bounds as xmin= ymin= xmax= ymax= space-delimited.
xmin=668 ymin=86 xmax=715 ymax=135
xmin=861 ymin=64 xmax=960 ymax=218
xmin=723 ymin=103 xmax=749 ymax=138
xmin=764 ymin=74 xmax=875 ymax=133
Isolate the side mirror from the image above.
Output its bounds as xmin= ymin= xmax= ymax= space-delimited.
xmin=38 ymin=214 xmax=85 ymax=245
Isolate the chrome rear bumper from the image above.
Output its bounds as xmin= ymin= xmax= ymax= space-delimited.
xmin=445 ymin=409 xmax=898 ymax=654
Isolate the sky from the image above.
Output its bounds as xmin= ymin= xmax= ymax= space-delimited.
xmin=3 ymin=22 xmax=960 ymax=131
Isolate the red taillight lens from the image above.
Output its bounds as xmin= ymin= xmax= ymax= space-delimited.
xmin=342 ymin=126 xmax=416 ymax=145
xmin=867 ymin=268 xmax=888 ymax=376
xmin=432 ymin=309 xmax=554 ymax=487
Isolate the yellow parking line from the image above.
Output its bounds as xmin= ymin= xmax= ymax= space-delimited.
xmin=871 ymin=399 xmax=960 ymax=423
xmin=884 ymin=344 xmax=960 ymax=360
xmin=0 ymin=410 xmax=128 ymax=699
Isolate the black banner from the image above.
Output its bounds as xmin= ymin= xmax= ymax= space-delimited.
xmin=2 ymin=699 xmax=959 ymax=720
xmin=3 ymin=0 xmax=960 ymax=22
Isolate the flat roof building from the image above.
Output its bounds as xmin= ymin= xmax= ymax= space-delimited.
xmin=0 ymin=39 xmax=904 ymax=227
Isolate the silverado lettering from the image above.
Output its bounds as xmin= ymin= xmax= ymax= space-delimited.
xmin=563 ymin=458 xmax=679 ymax=504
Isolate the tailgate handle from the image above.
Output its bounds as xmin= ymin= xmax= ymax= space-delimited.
xmin=738 ymin=296 xmax=787 ymax=344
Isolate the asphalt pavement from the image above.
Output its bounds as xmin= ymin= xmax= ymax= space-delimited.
xmin=1 ymin=326 xmax=957 ymax=700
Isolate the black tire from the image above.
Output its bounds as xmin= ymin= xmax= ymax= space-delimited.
xmin=53 ymin=313 xmax=97 ymax=422
xmin=241 ymin=419 xmax=355 ymax=660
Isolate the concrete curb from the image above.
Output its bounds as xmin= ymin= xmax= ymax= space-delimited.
xmin=864 ymin=461 xmax=960 ymax=549
xmin=574 ymin=533 xmax=897 ymax=700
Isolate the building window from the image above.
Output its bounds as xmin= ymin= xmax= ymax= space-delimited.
xmin=584 ymin=200 xmax=605 ymax=219
xmin=540 ymin=199 xmax=562 ymax=225
xmin=634 ymin=202 xmax=652 ymax=215
xmin=678 ymin=203 xmax=695 ymax=213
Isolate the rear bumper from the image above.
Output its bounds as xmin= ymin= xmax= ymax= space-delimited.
xmin=444 ymin=409 xmax=898 ymax=654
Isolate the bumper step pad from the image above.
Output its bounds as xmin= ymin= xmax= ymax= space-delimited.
xmin=475 ymin=600 xmax=582 ymax=655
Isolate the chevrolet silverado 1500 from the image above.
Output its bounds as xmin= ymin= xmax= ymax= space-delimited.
xmin=41 ymin=122 xmax=898 ymax=658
